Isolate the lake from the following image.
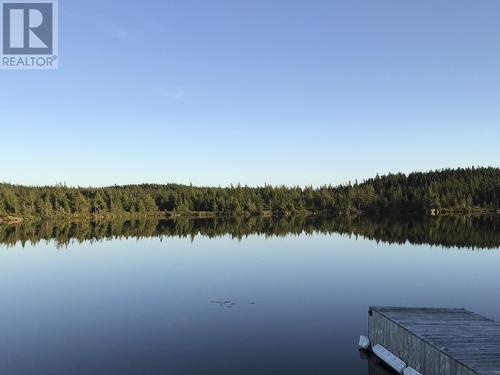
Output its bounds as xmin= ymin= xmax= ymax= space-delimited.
xmin=0 ymin=215 xmax=499 ymax=374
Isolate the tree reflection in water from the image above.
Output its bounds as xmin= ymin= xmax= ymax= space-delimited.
xmin=0 ymin=214 xmax=499 ymax=250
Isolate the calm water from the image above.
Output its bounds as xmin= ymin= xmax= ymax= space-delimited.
xmin=0 ymin=216 xmax=499 ymax=374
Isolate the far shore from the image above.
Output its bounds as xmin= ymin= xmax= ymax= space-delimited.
xmin=1 ymin=208 xmax=499 ymax=225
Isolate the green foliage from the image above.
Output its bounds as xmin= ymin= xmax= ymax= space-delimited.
xmin=0 ymin=167 xmax=499 ymax=219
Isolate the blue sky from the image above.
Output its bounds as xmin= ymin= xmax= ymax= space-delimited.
xmin=1 ymin=0 xmax=499 ymax=187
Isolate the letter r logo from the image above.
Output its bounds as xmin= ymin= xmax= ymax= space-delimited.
xmin=2 ymin=2 xmax=53 ymax=54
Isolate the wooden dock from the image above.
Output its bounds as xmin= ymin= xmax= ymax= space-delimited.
xmin=368 ymin=306 xmax=500 ymax=375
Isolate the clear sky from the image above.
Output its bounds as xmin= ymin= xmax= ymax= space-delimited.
xmin=1 ymin=0 xmax=499 ymax=187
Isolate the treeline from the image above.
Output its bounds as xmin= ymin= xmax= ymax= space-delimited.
xmin=0 ymin=167 xmax=499 ymax=220
xmin=2 ymin=215 xmax=500 ymax=250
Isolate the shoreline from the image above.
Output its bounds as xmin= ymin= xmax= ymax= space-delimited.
xmin=1 ymin=208 xmax=499 ymax=225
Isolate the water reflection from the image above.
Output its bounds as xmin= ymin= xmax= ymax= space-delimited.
xmin=1 ymin=215 xmax=499 ymax=374
xmin=0 ymin=214 xmax=498 ymax=249
xmin=359 ymin=350 xmax=394 ymax=375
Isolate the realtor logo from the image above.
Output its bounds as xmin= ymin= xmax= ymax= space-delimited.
xmin=1 ymin=0 xmax=58 ymax=69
